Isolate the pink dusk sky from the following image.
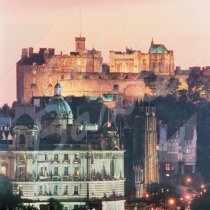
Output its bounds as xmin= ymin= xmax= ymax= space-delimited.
xmin=0 ymin=0 xmax=210 ymax=106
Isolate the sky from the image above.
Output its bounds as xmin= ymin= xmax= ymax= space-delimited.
xmin=0 ymin=0 xmax=210 ymax=106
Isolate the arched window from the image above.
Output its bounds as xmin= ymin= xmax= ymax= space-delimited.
xmin=19 ymin=134 xmax=25 ymax=144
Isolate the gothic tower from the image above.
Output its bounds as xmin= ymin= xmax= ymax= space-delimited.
xmin=144 ymin=107 xmax=159 ymax=192
xmin=132 ymin=106 xmax=159 ymax=197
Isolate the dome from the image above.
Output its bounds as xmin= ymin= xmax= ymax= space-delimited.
xmin=45 ymin=83 xmax=71 ymax=114
xmin=45 ymin=98 xmax=71 ymax=114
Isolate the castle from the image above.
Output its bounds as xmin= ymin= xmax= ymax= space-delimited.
xmin=16 ymin=36 xmax=174 ymax=104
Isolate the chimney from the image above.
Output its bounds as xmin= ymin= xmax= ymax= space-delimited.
xmin=29 ymin=47 xmax=33 ymax=57
xmin=21 ymin=48 xmax=28 ymax=58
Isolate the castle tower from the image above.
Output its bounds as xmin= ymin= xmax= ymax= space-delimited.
xmin=75 ymin=36 xmax=86 ymax=52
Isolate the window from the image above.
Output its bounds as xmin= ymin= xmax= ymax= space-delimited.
xmin=32 ymin=78 xmax=36 ymax=84
xmin=186 ymin=148 xmax=191 ymax=154
xmin=74 ymin=185 xmax=79 ymax=195
xmin=45 ymin=154 xmax=48 ymax=161
xmin=60 ymin=75 xmax=64 ymax=80
xmin=64 ymin=154 xmax=68 ymax=161
xmin=53 ymin=185 xmax=58 ymax=195
xmin=64 ymin=167 xmax=68 ymax=176
xmin=0 ymin=165 xmax=7 ymax=176
xmin=19 ymin=135 xmax=25 ymax=144
xmin=165 ymin=163 xmax=170 ymax=171
xmin=44 ymin=167 xmax=48 ymax=177
xmin=17 ymin=167 xmax=25 ymax=179
xmin=54 ymin=167 xmax=58 ymax=176
xmin=39 ymin=186 xmax=43 ymax=195
xmin=113 ymin=84 xmax=119 ymax=91
xmin=40 ymin=167 xmax=44 ymax=176
xmin=73 ymin=154 xmax=81 ymax=163
xmin=54 ymin=154 xmax=58 ymax=161
xmin=74 ymin=167 xmax=80 ymax=177
xmin=64 ymin=185 xmax=68 ymax=195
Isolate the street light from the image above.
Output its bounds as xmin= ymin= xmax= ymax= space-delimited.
xmin=168 ymin=198 xmax=175 ymax=210
xmin=168 ymin=198 xmax=175 ymax=205
xmin=186 ymin=177 xmax=192 ymax=184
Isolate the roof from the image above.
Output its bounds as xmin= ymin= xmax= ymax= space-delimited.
xmin=45 ymin=83 xmax=72 ymax=114
xmin=184 ymin=124 xmax=195 ymax=141
xmin=16 ymin=114 xmax=35 ymax=128
xmin=149 ymin=41 xmax=169 ymax=54
xmin=45 ymin=98 xmax=72 ymax=114
xmin=17 ymin=53 xmax=45 ymax=65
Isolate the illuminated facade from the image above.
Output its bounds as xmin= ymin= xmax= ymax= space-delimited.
xmin=110 ymin=40 xmax=174 ymax=75
xmin=16 ymin=37 xmax=173 ymax=104
xmin=0 ymin=84 xmax=125 ymax=210
xmin=126 ymin=106 xmax=158 ymax=198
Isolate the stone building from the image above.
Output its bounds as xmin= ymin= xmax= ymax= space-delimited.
xmin=0 ymin=83 xmax=125 ymax=210
xmin=17 ymin=36 xmax=103 ymax=104
xmin=16 ymin=37 xmax=173 ymax=104
xmin=158 ymin=115 xmax=197 ymax=180
xmin=123 ymin=105 xmax=159 ymax=198
xmin=109 ymin=40 xmax=174 ymax=75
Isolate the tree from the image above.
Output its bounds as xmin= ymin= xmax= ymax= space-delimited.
xmin=0 ymin=174 xmax=22 ymax=210
xmin=187 ymin=69 xmax=209 ymax=103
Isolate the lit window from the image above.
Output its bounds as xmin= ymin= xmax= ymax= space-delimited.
xmin=0 ymin=166 xmax=7 ymax=176
xmin=74 ymin=167 xmax=80 ymax=177
xmin=44 ymin=167 xmax=48 ymax=177
xmin=166 ymin=163 xmax=170 ymax=171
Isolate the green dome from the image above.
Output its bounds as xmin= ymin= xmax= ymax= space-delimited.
xmin=45 ymin=82 xmax=71 ymax=114
xmin=45 ymin=98 xmax=71 ymax=114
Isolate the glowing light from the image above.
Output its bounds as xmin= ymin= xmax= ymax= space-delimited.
xmin=145 ymin=193 xmax=150 ymax=198
xmin=168 ymin=198 xmax=175 ymax=206
xmin=186 ymin=177 xmax=192 ymax=183
xmin=185 ymin=195 xmax=190 ymax=200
